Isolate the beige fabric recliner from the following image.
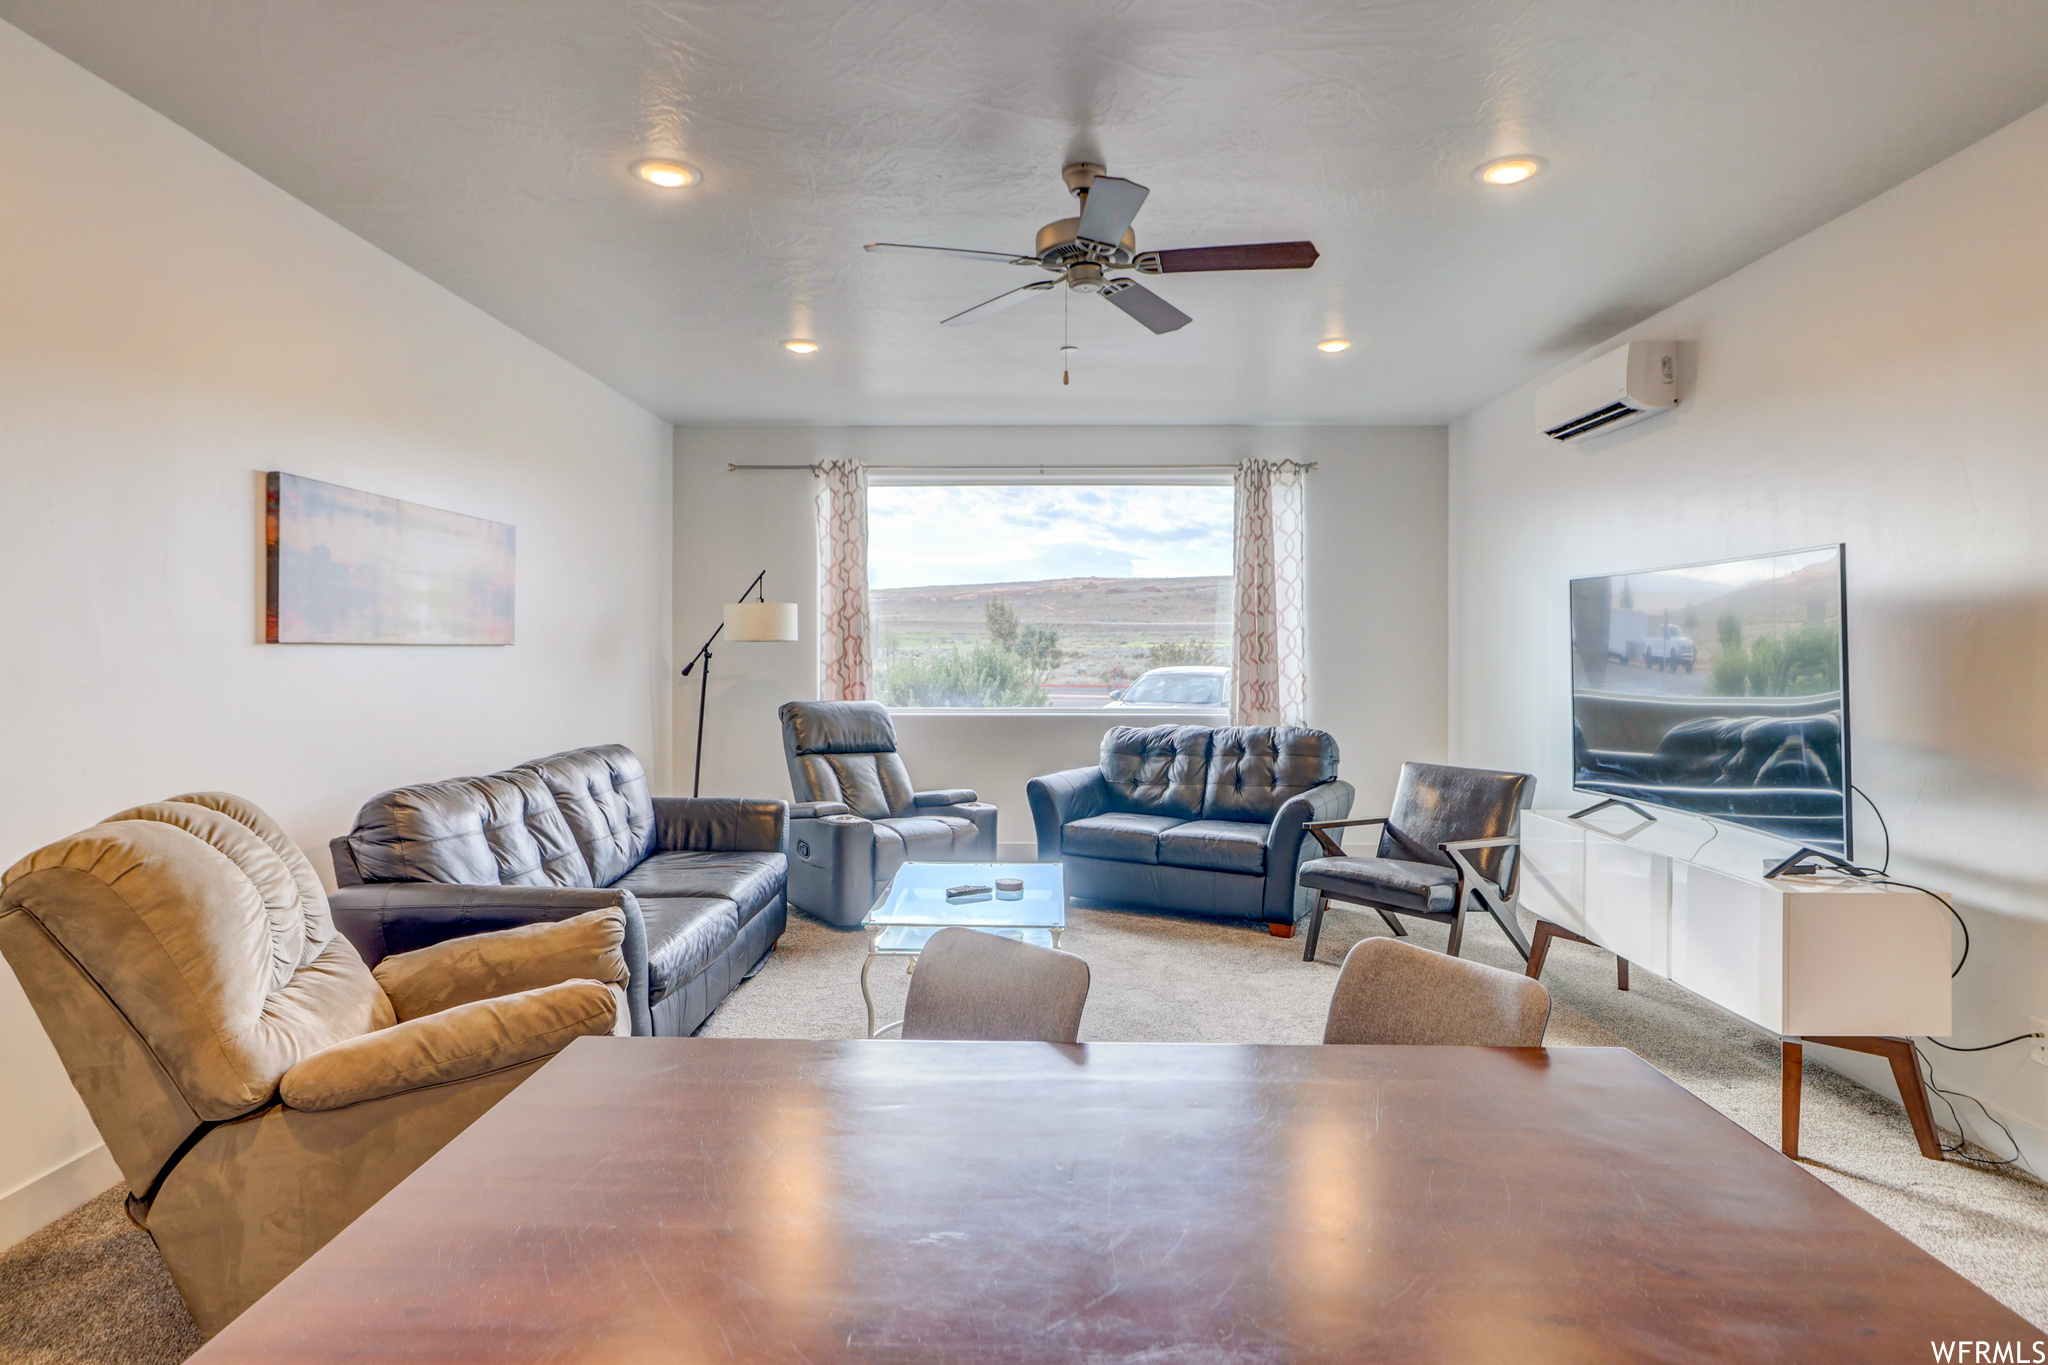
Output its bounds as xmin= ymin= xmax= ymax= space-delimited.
xmin=0 ymin=793 xmax=629 ymax=1335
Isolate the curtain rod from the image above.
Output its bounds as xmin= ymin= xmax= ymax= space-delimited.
xmin=725 ymin=461 xmax=1316 ymax=472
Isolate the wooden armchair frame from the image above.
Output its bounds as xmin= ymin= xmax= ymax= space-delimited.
xmin=1300 ymin=819 xmax=1530 ymax=964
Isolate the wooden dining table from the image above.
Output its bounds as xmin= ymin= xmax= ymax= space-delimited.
xmin=191 ymin=1038 xmax=2037 ymax=1363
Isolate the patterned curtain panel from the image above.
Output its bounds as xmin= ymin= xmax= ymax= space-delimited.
xmin=813 ymin=459 xmax=874 ymax=701
xmin=1231 ymin=459 xmax=1308 ymax=726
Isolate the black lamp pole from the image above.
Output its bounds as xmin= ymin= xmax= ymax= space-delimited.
xmin=680 ymin=569 xmax=770 ymax=798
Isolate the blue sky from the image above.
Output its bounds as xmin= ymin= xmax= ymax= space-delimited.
xmin=867 ymin=484 xmax=1234 ymax=590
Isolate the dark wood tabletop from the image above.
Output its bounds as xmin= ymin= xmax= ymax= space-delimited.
xmin=192 ymin=1039 xmax=2038 ymax=1363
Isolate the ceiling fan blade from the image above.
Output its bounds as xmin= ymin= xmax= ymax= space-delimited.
xmin=1134 ymin=241 xmax=1320 ymax=274
xmin=1100 ymin=279 xmax=1191 ymax=334
xmin=940 ymin=280 xmax=1057 ymax=326
xmin=1075 ymin=176 xmax=1149 ymax=250
xmin=866 ymin=242 xmax=1039 ymax=266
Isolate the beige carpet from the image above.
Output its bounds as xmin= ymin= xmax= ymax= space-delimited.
xmin=6 ymin=902 xmax=2045 ymax=1361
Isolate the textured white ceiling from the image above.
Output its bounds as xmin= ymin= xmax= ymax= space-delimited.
xmin=9 ymin=1 xmax=2048 ymax=424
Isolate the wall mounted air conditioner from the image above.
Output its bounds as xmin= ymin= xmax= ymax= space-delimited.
xmin=1535 ymin=340 xmax=1679 ymax=441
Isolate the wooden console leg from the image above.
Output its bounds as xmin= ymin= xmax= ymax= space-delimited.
xmin=1617 ymin=957 xmax=1630 ymax=991
xmin=1804 ymin=1035 xmax=1945 ymax=1161
xmin=1268 ymin=921 xmax=1295 ymax=939
xmin=1781 ymin=1040 xmax=1803 ymax=1160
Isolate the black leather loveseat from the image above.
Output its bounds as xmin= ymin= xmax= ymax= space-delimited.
xmin=328 ymin=744 xmax=786 ymax=1036
xmin=1027 ymin=725 xmax=1354 ymax=934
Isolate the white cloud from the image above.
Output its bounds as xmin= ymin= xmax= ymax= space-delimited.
xmin=868 ymin=484 xmax=1233 ymax=589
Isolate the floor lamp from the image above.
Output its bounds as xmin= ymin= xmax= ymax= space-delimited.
xmin=680 ymin=569 xmax=799 ymax=797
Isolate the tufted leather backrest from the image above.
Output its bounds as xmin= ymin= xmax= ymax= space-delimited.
xmin=0 ymin=795 xmax=393 ymax=1127
xmin=519 ymin=746 xmax=656 ymax=888
xmin=779 ymin=700 xmax=917 ymax=819
xmin=346 ymin=768 xmax=594 ymax=888
xmin=1099 ymin=726 xmax=1212 ymax=819
xmin=1379 ymin=762 xmax=1534 ymax=882
xmin=1202 ymin=727 xmax=1340 ymax=822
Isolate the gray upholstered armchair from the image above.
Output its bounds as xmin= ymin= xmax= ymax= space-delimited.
xmin=778 ymin=700 xmax=998 ymax=925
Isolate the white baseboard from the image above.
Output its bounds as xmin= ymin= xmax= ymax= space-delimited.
xmin=0 ymin=1144 xmax=123 ymax=1252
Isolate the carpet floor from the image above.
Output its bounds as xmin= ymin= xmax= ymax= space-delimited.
xmin=5 ymin=901 xmax=2044 ymax=1361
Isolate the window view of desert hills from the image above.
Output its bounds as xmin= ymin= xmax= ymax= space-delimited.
xmin=872 ymin=574 xmax=1232 ymax=706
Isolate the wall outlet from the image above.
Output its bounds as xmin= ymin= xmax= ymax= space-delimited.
xmin=2033 ymin=1019 xmax=2048 ymax=1067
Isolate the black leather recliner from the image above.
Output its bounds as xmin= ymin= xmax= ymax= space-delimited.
xmin=328 ymin=744 xmax=787 ymax=1037
xmin=779 ymin=701 xmax=999 ymax=926
xmin=1027 ymin=725 xmax=1354 ymax=933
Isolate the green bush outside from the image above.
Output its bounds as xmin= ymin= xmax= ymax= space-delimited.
xmin=1145 ymin=640 xmax=1223 ymax=668
xmin=877 ymin=643 xmax=1047 ymax=707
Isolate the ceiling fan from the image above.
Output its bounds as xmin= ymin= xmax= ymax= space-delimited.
xmin=865 ymin=162 xmax=1318 ymax=379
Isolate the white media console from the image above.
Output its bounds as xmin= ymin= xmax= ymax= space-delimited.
xmin=1516 ymin=805 xmax=1955 ymax=1160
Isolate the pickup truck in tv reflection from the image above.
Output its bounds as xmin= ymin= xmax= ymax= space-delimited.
xmin=1644 ymin=623 xmax=1696 ymax=673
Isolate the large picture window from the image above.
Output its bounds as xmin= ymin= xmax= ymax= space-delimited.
xmin=869 ymin=482 xmax=1233 ymax=710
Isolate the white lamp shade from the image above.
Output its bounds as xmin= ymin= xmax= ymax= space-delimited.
xmin=724 ymin=601 xmax=799 ymax=642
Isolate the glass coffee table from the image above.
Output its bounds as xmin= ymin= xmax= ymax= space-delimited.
xmin=860 ymin=862 xmax=1066 ymax=1038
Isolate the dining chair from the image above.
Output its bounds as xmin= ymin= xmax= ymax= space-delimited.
xmin=898 ymin=927 xmax=1090 ymax=1044
xmin=1323 ymin=936 xmax=1551 ymax=1046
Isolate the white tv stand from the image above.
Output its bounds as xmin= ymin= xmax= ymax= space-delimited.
xmin=1517 ymin=805 xmax=1954 ymax=1161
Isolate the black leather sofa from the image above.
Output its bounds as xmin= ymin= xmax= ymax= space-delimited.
xmin=1027 ymin=725 xmax=1354 ymax=933
xmin=328 ymin=744 xmax=786 ymax=1036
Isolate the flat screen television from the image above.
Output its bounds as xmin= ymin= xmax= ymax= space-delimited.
xmin=1569 ymin=545 xmax=1850 ymax=855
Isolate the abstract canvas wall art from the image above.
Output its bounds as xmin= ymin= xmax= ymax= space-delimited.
xmin=265 ymin=472 xmax=515 ymax=644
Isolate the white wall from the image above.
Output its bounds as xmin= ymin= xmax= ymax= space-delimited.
xmin=0 ymin=21 xmax=672 ymax=1248
xmin=673 ymin=425 xmax=1447 ymax=852
xmin=1450 ymin=103 xmax=2048 ymax=1166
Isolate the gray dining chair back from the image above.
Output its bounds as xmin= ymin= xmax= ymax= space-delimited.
xmin=1323 ymin=936 xmax=1550 ymax=1046
xmin=901 ymin=927 xmax=1090 ymax=1044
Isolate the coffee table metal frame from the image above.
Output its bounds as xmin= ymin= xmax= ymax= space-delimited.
xmin=859 ymin=861 xmax=1066 ymax=1038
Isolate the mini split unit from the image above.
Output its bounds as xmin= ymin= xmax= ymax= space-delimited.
xmin=1535 ymin=340 xmax=1680 ymax=441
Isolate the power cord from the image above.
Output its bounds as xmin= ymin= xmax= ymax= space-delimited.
xmin=1831 ymin=786 xmax=2037 ymax=1173
xmin=1864 ymin=874 xmax=1970 ymax=978
xmin=1925 ymin=1033 xmax=2043 ymax=1053
xmin=1798 ymin=858 xmax=1970 ymax=979
xmin=1850 ymin=783 xmax=1890 ymax=874
xmin=1912 ymin=1040 xmax=2036 ymax=1175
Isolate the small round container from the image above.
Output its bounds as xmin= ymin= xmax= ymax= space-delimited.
xmin=994 ymin=876 xmax=1024 ymax=899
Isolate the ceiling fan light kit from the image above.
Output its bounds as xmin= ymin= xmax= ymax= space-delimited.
xmin=865 ymin=162 xmax=1320 ymax=375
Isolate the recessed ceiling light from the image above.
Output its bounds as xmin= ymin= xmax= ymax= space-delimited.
xmin=1317 ymin=339 xmax=1351 ymax=354
xmin=783 ymin=340 xmax=819 ymax=354
xmin=632 ymin=159 xmax=700 ymax=189
xmin=1476 ymin=156 xmax=1543 ymax=186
